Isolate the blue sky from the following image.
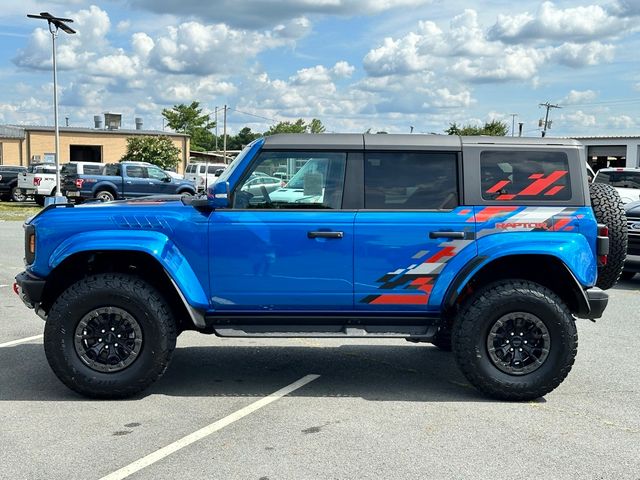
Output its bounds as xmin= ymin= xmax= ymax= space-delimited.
xmin=0 ymin=0 xmax=639 ymax=137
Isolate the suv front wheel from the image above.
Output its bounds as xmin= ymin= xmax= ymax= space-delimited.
xmin=44 ymin=273 xmax=177 ymax=398
xmin=452 ymin=280 xmax=577 ymax=401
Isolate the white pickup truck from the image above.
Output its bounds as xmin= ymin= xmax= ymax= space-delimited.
xmin=17 ymin=163 xmax=58 ymax=206
xmin=184 ymin=162 xmax=227 ymax=192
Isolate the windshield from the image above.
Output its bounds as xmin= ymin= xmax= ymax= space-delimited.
xmin=595 ymin=171 xmax=640 ymax=189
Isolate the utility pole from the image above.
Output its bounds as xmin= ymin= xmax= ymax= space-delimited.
xmin=214 ymin=106 xmax=218 ymax=152
xmin=539 ymin=102 xmax=561 ymax=138
xmin=223 ymin=105 xmax=227 ymax=164
xmin=27 ymin=12 xmax=76 ymax=201
xmin=510 ymin=114 xmax=518 ymax=137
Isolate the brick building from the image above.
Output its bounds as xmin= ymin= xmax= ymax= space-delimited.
xmin=0 ymin=121 xmax=190 ymax=173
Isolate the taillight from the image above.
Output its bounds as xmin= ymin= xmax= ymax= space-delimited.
xmin=596 ymin=223 xmax=609 ymax=267
xmin=75 ymin=178 xmax=84 ymax=188
xmin=33 ymin=176 xmax=42 ymax=186
xmin=24 ymin=224 xmax=35 ymax=265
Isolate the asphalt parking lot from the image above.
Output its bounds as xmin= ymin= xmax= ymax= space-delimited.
xmin=1 ymin=220 xmax=639 ymax=480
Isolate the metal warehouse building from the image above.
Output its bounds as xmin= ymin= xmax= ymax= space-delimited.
xmin=570 ymin=135 xmax=640 ymax=170
xmin=0 ymin=115 xmax=190 ymax=172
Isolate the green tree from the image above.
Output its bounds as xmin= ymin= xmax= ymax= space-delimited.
xmin=263 ymin=118 xmax=327 ymax=135
xmin=308 ymin=118 xmax=326 ymax=134
xmin=161 ymin=101 xmax=215 ymax=151
xmin=228 ymin=127 xmax=261 ymax=150
xmin=121 ymin=136 xmax=181 ymax=170
xmin=445 ymin=120 xmax=508 ymax=136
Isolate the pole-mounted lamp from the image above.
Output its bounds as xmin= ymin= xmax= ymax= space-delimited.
xmin=27 ymin=12 xmax=76 ymax=202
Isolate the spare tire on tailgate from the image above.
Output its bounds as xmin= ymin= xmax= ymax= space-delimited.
xmin=589 ymin=182 xmax=627 ymax=290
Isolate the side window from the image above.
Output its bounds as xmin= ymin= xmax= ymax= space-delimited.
xmin=199 ymin=165 xmax=206 ymax=174
xmin=147 ymin=167 xmax=168 ymax=181
xmin=104 ymin=164 xmax=121 ymax=176
xmin=364 ymin=152 xmax=459 ymax=210
xmin=126 ymin=166 xmax=145 ymax=178
xmin=84 ymin=164 xmax=103 ymax=175
xmin=233 ymin=151 xmax=347 ymax=210
xmin=481 ymin=151 xmax=571 ymax=201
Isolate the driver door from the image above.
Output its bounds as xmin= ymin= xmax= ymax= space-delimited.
xmin=209 ymin=150 xmax=355 ymax=311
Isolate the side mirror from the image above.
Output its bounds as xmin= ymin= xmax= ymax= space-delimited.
xmin=163 ymin=176 xmax=172 ymax=182
xmin=209 ymin=181 xmax=230 ymax=208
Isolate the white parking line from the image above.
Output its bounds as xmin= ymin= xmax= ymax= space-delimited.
xmin=100 ymin=373 xmax=321 ymax=480
xmin=0 ymin=334 xmax=43 ymax=348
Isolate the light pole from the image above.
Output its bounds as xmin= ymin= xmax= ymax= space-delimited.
xmin=27 ymin=12 xmax=76 ymax=201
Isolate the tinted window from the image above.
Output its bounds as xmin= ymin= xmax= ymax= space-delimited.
xmin=481 ymin=151 xmax=571 ymax=201
xmin=61 ymin=164 xmax=77 ymax=175
xmin=84 ymin=164 xmax=103 ymax=175
xmin=104 ymin=164 xmax=121 ymax=176
xmin=208 ymin=165 xmax=224 ymax=174
xmin=364 ymin=152 xmax=458 ymax=210
xmin=126 ymin=166 xmax=145 ymax=178
xmin=233 ymin=151 xmax=347 ymax=209
xmin=199 ymin=165 xmax=206 ymax=174
xmin=595 ymin=171 xmax=640 ymax=189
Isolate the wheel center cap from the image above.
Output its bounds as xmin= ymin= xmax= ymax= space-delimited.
xmin=105 ymin=332 xmax=117 ymax=344
xmin=511 ymin=337 xmax=523 ymax=348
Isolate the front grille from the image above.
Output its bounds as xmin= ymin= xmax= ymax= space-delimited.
xmin=628 ymin=216 xmax=640 ymax=255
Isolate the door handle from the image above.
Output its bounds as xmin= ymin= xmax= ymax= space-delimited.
xmin=308 ymin=231 xmax=344 ymax=239
xmin=429 ymin=231 xmax=466 ymax=239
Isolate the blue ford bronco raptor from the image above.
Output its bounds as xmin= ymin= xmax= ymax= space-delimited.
xmin=15 ymin=134 xmax=627 ymax=400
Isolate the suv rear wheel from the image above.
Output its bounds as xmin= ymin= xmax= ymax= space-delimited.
xmin=44 ymin=273 xmax=176 ymax=398
xmin=452 ymin=280 xmax=577 ymax=401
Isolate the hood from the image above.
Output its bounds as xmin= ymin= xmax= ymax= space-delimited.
xmin=626 ymin=200 xmax=640 ymax=218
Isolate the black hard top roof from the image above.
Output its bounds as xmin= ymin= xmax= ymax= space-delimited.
xmin=262 ymin=134 xmax=582 ymax=150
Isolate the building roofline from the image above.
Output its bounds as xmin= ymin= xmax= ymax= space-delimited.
xmin=1 ymin=124 xmax=189 ymax=138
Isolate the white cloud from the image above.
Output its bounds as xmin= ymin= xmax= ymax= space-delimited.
xmin=551 ymin=42 xmax=615 ymax=67
xmin=562 ymin=110 xmax=597 ymax=127
xmin=560 ymin=89 xmax=598 ymax=105
xmin=607 ymin=114 xmax=635 ymax=129
xmin=489 ymin=1 xmax=630 ymax=43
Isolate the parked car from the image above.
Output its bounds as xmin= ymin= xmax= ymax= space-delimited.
xmin=622 ymin=200 xmax=640 ymax=280
xmin=165 ymin=170 xmax=184 ymax=180
xmin=593 ymin=167 xmax=640 ymax=204
xmin=17 ymin=163 xmax=59 ymax=206
xmin=185 ymin=162 xmax=227 ymax=192
xmin=15 ymin=134 xmax=626 ymax=400
xmin=0 ymin=166 xmax=27 ymax=202
xmin=62 ymin=161 xmax=196 ymax=202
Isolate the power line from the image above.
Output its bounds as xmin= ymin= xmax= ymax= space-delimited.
xmin=227 ymin=107 xmax=279 ymax=123
xmin=560 ymin=98 xmax=640 ymax=108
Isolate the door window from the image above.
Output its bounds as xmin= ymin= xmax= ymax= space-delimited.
xmin=147 ymin=166 xmax=169 ymax=181
xmin=364 ymin=152 xmax=459 ymax=210
xmin=233 ymin=151 xmax=347 ymax=209
xmin=126 ymin=166 xmax=145 ymax=178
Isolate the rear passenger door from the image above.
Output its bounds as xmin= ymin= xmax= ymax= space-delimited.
xmin=354 ymin=151 xmax=476 ymax=311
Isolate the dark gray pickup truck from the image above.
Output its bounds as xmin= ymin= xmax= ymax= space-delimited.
xmin=0 ymin=166 xmax=27 ymax=202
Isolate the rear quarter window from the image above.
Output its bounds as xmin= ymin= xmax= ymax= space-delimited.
xmin=481 ymin=151 xmax=571 ymax=201
xmin=83 ymin=164 xmax=103 ymax=175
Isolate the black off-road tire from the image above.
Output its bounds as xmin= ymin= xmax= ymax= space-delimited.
xmin=44 ymin=274 xmax=177 ymax=399
xmin=452 ymin=280 xmax=577 ymax=401
xmin=589 ymin=182 xmax=627 ymax=290
xmin=34 ymin=194 xmax=45 ymax=206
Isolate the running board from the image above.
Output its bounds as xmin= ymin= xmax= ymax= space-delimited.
xmin=213 ymin=324 xmax=439 ymax=338
xmin=204 ymin=312 xmax=441 ymax=338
